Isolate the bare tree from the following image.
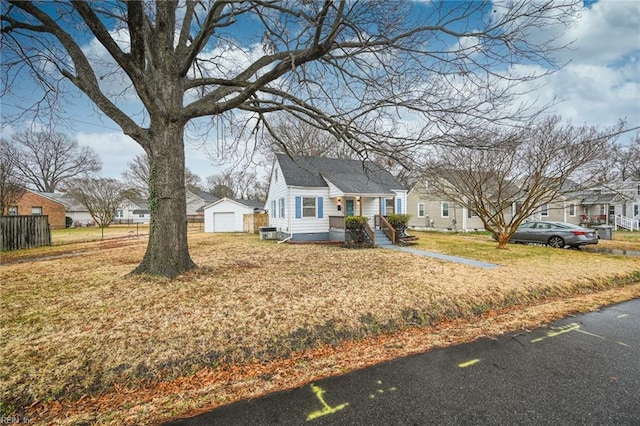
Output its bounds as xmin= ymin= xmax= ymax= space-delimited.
xmin=260 ymin=114 xmax=357 ymax=161
xmin=0 ymin=138 xmax=25 ymax=214
xmin=422 ymin=116 xmax=625 ymax=248
xmin=205 ymin=167 xmax=267 ymax=201
xmin=206 ymin=169 xmax=237 ymax=199
xmin=2 ymin=1 xmax=581 ymax=277
xmin=6 ymin=130 xmax=102 ymax=192
xmin=610 ymin=134 xmax=640 ymax=181
xmin=64 ymin=177 xmax=127 ymax=239
xmin=122 ymin=153 xmax=203 ymax=195
xmin=121 ymin=154 xmax=150 ymax=195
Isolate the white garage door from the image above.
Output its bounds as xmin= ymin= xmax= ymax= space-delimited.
xmin=213 ymin=212 xmax=235 ymax=232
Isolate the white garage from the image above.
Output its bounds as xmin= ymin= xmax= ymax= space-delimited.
xmin=203 ymin=198 xmax=264 ymax=233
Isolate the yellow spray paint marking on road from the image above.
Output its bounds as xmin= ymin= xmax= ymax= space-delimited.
xmin=575 ymin=328 xmax=605 ymax=339
xmin=369 ymin=380 xmax=398 ymax=399
xmin=531 ymin=323 xmax=580 ymax=343
xmin=458 ymin=359 xmax=480 ymax=368
xmin=306 ymin=384 xmax=349 ymax=421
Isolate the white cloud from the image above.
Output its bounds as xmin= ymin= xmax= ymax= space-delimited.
xmin=76 ymin=131 xmax=144 ymax=179
xmin=563 ymin=0 xmax=640 ymax=65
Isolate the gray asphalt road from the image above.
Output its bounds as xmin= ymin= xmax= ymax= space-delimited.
xmin=165 ymin=298 xmax=640 ymax=425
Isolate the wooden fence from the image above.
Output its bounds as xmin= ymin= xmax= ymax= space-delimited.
xmin=243 ymin=213 xmax=269 ymax=233
xmin=1 ymin=215 xmax=52 ymax=251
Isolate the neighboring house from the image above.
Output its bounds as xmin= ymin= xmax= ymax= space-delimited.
xmin=407 ymin=181 xmax=487 ymax=231
xmin=49 ymin=193 xmax=94 ymax=226
xmin=408 ymin=177 xmax=640 ymax=232
xmin=115 ymin=198 xmax=151 ymax=224
xmin=579 ymin=181 xmax=640 ymax=230
xmin=6 ymin=189 xmax=67 ymax=229
xmin=203 ymin=198 xmax=265 ymax=233
xmin=186 ymin=190 xmax=219 ymax=217
xmin=265 ymin=154 xmax=407 ymax=242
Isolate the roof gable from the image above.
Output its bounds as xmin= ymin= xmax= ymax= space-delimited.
xmin=203 ymin=197 xmax=264 ymax=211
xmin=275 ymin=154 xmax=405 ymax=194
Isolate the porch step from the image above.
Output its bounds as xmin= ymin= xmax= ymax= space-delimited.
xmin=375 ymin=230 xmax=393 ymax=246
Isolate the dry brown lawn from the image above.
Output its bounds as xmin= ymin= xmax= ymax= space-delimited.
xmin=1 ymin=230 xmax=639 ymax=424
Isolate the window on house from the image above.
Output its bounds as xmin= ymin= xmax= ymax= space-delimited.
xmin=117 ymin=210 xmax=123 ymax=218
xmin=540 ymin=203 xmax=548 ymax=217
xmin=418 ymin=203 xmax=425 ymax=218
xmin=637 ymin=184 xmax=640 ymax=195
xmin=600 ymin=205 xmax=606 ymax=216
xmin=467 ymin=203 xmax=478 ymax=218
xmin=569 ymin=204 xmax=576 ymax=217
xmin=139 ymin=213 xmax=145 ymax=218
xmin=441 ymin=202 xmax=449 ymax=218
xmin=279 ymin=198 xmax=285 ymax=218
xmin=385 ymin=198 xmax=395 ymax=215
xmin=271 ymin=200 xmax=276 ymax=218
xmin=8 ymin=206 xmax=18 ymax=215
xmin=514 ymin=201 xmax=523 ymax=215
xmin=31 ymin=206 xmax=42 ymax=216
xmin=275 ymin=169 xmax=278 ymax=183
xmin=634 ymin=204 xmax=639 ymax=217
xmin=303 ymin=197 xmax=316 ymax=217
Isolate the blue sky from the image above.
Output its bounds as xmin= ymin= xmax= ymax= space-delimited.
xmin=1 ymin=0 xmax=638 ymax=182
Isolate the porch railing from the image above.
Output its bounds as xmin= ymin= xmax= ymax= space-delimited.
xmin=363 ymin=221 xmax=375 ymax=246
xmin=375 ymin=215 xmax=396 ymax=244
xmin=615 ymin=215 xmax=639 ymax=231
xmin=329 ymin=216 xmax=345 ymax=229
xmin=580 ymin=215 xmax=608 ymax=225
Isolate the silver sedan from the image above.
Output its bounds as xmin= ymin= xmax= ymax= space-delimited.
xmin=508 ymin=221 xmax=599 ymax=248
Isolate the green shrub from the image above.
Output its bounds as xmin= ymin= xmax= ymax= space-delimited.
xmin=386 ymin=213 xmax=411 ymax=238
xmin=345 ymin=216 xmax=368 ymax=244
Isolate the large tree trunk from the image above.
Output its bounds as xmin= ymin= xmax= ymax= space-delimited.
xmin=132 ymin=123 xmax=196 ymax=278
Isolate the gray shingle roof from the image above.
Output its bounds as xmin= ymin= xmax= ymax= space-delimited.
xmin=276 ymin=154 xmax=405 ymax=194
xmin=233 ymin=199 xmax=265 ymax=209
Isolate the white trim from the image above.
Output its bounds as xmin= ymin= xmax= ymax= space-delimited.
xmin=441 ymin=201 xmax=449 ymax=218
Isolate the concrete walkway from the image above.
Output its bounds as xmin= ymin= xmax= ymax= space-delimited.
xmin=381 ymin=245 xmax=500 ymax=269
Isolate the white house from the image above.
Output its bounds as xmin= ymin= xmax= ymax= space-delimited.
xmin=203 ymin=198 xmax=264 ymax=233
xmin=115 ymin=198 xmax=151 ymax=224
xmin=265 ymin=154 xmax=408 ymax=242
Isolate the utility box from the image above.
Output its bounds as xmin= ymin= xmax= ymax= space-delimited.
xmin=594 ymin=225 xmax=613 ymax=240
xmin=259 ymin=226 xmax=278 ymax=240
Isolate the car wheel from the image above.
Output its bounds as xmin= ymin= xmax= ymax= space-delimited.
xmin=548 ymin=236 xmax=565 ymax=248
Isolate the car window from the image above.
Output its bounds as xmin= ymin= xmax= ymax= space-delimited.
xmin=535 ymin=223 xmax=552 ymax=229
xmin=518 ymin=222 xmax=535 ymax=229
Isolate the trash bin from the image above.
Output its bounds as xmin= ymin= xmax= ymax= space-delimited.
xmin=594 ymin=225 xmax=613 ymax=240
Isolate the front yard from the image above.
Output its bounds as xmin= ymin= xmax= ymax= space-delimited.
xmin=1 ymin=230 xmax=639 ymax=424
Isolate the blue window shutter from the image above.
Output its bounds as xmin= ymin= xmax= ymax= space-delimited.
xmin=397 ymin=198 xmax=402 ymax=214
xmin=317 ymin=197 xmax=323 ymax=218
xmin=381 ymin=198 xmax=386 ymax=215
xmin=295 ymin=196 xmax=302 ymax=219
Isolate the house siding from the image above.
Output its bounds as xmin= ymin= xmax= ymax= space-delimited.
xmin=11 ymin=191 xmax=66 ymax=229
xmin=266 ymin=161 xmax=290 ymax=233
xmin=289 ymin=187 xmax=331 ymax=239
